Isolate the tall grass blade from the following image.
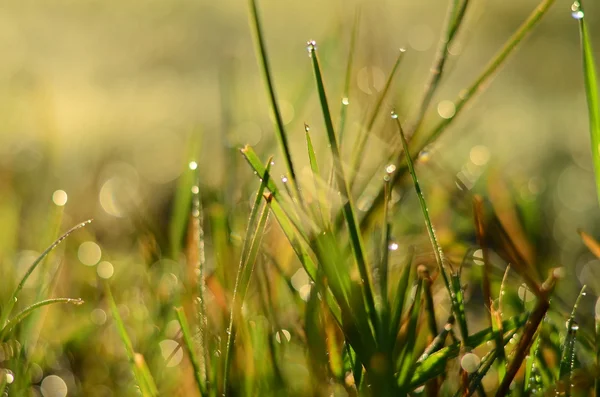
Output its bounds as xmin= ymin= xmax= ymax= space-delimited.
xmin=175 ymin=307 xmax=207 ymax=395
xmin=558 ymin=286 xmax=586 ymax=396
xmin=248 ymin=0 xmax=299 ymax=195
xmin=308 ymin=41 xmax=378 ymax=330
xmin=306 ymin=127 xmax=330 ymax=226
xmin=409 ymin=0 xmax=470 ymax=135
xmin=106 ymin=285 xmax=158 ymax=397
xmin=337 ymin=9 xmax=360 ymax=146
xmin=223 ymin=159 xmax=272 ymax=394
xmin=349 ymin=48 xmax=406 ymax=184
xmin=1 ymin=220 xmax=92 ymax=328
xmin=190 ymin=175 xmax=211 ymax=390
xmin=390 ymin=248 xmax=414 ymax=341
xmin=170 ymin=142 xmax=199 ymax=258
xmin=573 ymin=0 xmax=600 ymax=207
xmin=393 ymin=114 xmax=452 ymax=297
xmin=396 ymin=277 xmax=423 ymax=390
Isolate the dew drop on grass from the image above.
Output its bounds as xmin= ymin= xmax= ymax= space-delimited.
xmin=385 ymin=164 xmax=396 ymax=174
xmin=390 ymin=111 xmax=399 ymax=119
xmin=388 ymin=242 xmax=399 ymax=251
xmin=341 ymin=97 xmax=349 ymax=106
xmin=5 ymin=371 xmax=13 ymax=384
xmin=571 ymin=1 xmax=584 ymax=19
xmin=188 ymin=161 xmax=198 ymax=170
xmin=306 ymin=40 xmax=317 ymax=56
xmin=281 ymin=176 xmax=288 ymax=183
xmin=418 ymin=149 xmax=431 ymax=162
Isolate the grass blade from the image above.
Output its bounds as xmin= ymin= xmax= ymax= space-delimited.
xmin=337 ymin=8 xmax=360 ymax=146
xmin=349 ymin=48 xmax=406 ymax=184
xmin=558 ymin=286 xmax=586 ymax=395
xmin=573 ymin=0 xmax=600 ymax=207
xmin=393 ymin=114 xmax=452 ymax=299
xmin=190 ymin=176 xmax=211 ymax=390
xmin=308 ymin=41 xmax=378 ymax=332
xmin=223 ymin=159 xmax=272 ymax=394
xmin=106 ymin=285 xmax=158 ymax=397
xmin=396 ymin=277 xmax=423 ymax=391
xmin=175 ymin=307 xmax=207 ymax=395
xmin=0 ymin=298 xmax=83 ymax=338
xmin=248 ymin=0 xmax=299 ymax=196
xmin=306 ymin=127 xmax=330 ymax=227
xmin=390 ymin=248 xmax=414 ymax=341
xmin=1 ymin=220 xmax=92 ymax=328
xmin=409 ymin=0 xmax=470 ymax=135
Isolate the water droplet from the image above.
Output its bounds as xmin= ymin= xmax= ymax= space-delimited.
xmin=390 ymin=111 xmax=399 ymax=119
xmin=191 ymin=186 xmax=199 ymax=194
xmin=281 ymin=176 xmax=288 ymax=183
xmin=571 ymin=1 xmax=584 ymax=19
xmin=399 ymin=47 xmax=407 ymax=53
xmin=419 ymin=149 xmax=431 ymax=162
xmin=341 ymin=97 xmax=350 ymax=106
xmin=5 ymin=372 xmax=14 ymax=384
xmin=306 ymin=40 xmax=317 ymax=56
xmin=188 ymin=161 xmax=198 ymax=170
xmin=385 ymin=164 xmax=396 ymax=174
xmin=388 ymin=242 xmax=399 ymax=251
xmin=304 ymin=123 xmax=310 ymax=132
xmin=570 ymin=320 xmax=579 ymax=331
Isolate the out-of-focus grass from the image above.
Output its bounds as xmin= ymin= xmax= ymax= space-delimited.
xmin=0 ymin=0 xmax=600 ymax=396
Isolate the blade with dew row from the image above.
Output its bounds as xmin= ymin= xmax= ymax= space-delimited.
xmin=308 ymin=41 xmax=378 ymax=334
xmin=1 ymin=220 xmax=92 ymax=329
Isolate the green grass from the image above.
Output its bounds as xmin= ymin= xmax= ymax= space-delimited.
xmin=2 ymin=0 xmax=600 ymax=396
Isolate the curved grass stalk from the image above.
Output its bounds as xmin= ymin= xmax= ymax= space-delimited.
xmin=1 ymin=220 xmax=92 ymax=328
xmin=0 ymin=298 xmax=83 ymax=338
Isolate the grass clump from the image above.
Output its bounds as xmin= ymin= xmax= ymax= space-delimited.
xmin=2 ymin=0 xmax=600 ymax=396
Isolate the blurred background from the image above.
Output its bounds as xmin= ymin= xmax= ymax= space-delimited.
xmin=0 ymin=0 xmax=599 ymax=395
